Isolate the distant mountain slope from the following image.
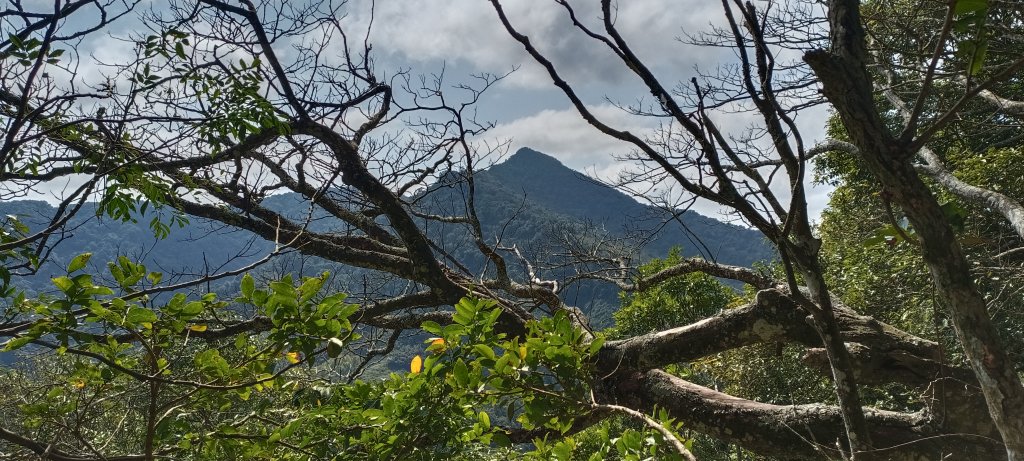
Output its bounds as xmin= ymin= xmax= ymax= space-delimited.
xmin=1 ymin=148 xmax=774 ymax=328
xmin=482 ymin=148 xmax=774 ymax=268
xmin=485 ymin=148 xmax=643 ymax=223
xmin=0 ymin=201 xmax=268 ymax=293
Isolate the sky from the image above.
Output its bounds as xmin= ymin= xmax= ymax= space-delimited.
xmin=338 ymin=0 xmax=835 ymax=222
xmin=12 ymin=0 xmax=834 ymax=223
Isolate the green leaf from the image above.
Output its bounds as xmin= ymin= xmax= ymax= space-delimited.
xmin=968 ymin=40 xmax=988 ymax=76
xmin=72 ymin=273 xmax=93 ymax=287
xmin=195 ymin=349 xmax=230 ymax=378
xmin=3 ymin=335 xmax=34 ymax=351
xmin=297 ymin=275 xmax=324 ymax=303
xmin=954 ymin=0 xmax=987 ymax=15
xmin=453 ymin=310 xmax=472 ymax=326
xmin=125 ymin=307 xmax=158 ymax=325
xmin=234 ymin=333 xmax=248 ymax=350
xmin=472 ymin=344 xmax=496 ymax=361
xmin=87 ymin=304 xmax=117 ymax=323
xmin=551 ymin=440 xmax=572 ymax=460
xmin=82 ymin=286 xmax=114 ymax=297
xmin=269 ymin=280 xmax=295 ymax=297
xmin=52 ymin=276 xmax=74 ymax=293
xmin=68 ymin=253 xmax=92 ymax=273
xmin=452 ymin=358 xmax=469 ymax=386
xmin=7 ymin=34 xmax=26 ymax=51
xmin=240 ymin=274 xmax=255 ymax=299
xmin=441 ymin=323 xmax=466 ymax=338
xmin=494 ymin=353 xmax=512 ymax=374
xmin=421 ymin=320 xmax=443 ymax=335
xmin=493 ymin=431 xmax=512 ymax=448
xmin=180 ymin=301 xmax=204 ymax=318
xmin=454 ymin=298 xmax=477 ymax=325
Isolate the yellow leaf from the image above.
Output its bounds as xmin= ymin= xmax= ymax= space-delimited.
xmin=410 ymin=354 xmax=423 ymax=374
xmin=285 ymin=351 xmax=301 ymax=364
xmin=427 ymin=337 xmax=447 ymax=354
xmin=189 ymin=324 xmax=207 ymax=332
xmin=518 ymin=345 xmax=528 ymax=360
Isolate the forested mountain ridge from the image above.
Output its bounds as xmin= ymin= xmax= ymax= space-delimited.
xmin=1 ymin=147 xmax=772 ymax=326
xmin=480 ymin=148 xmax=771 ymax=266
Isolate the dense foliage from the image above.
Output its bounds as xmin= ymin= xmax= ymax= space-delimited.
xmin=4 ymin=0 xmax=1024 ymax=460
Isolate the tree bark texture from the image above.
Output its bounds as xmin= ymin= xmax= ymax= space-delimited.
xmin=806 ymin=2 xmax=1024 ymax=456
xmin=596 ymin=288 xmax=1007 ymax=460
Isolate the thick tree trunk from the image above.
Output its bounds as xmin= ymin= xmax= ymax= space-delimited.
xmin=807 ymin=47 xmax=1024 ymax=461
xmin=803 ymin=1 xmax=1024 ymax=456
xmin=877 ymin=164 xmax=1024 ymax=459
xmin=609 ymin=370 xmax=1006 ymax=461
xmin=597 ymin=289 xmax=938 ymax=374
xmin=597 ymin=288 xmax=1007 ymax=459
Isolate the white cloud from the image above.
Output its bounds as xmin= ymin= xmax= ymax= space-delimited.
xmin=479 ymin=103 xmax=653 ymax=171
xmin=343 ymin=0 xmax=726 ymax=88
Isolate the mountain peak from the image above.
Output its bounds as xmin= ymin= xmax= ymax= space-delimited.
xmin=476 ymin=147 xmax=773 ymax=273
xmin=490 ymin=147 xmax=580 ymax=182
xmin=503 ymin=147 xmax=565 ymax=169
xmin=484 ymin=147 xmax=645 ymax=225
